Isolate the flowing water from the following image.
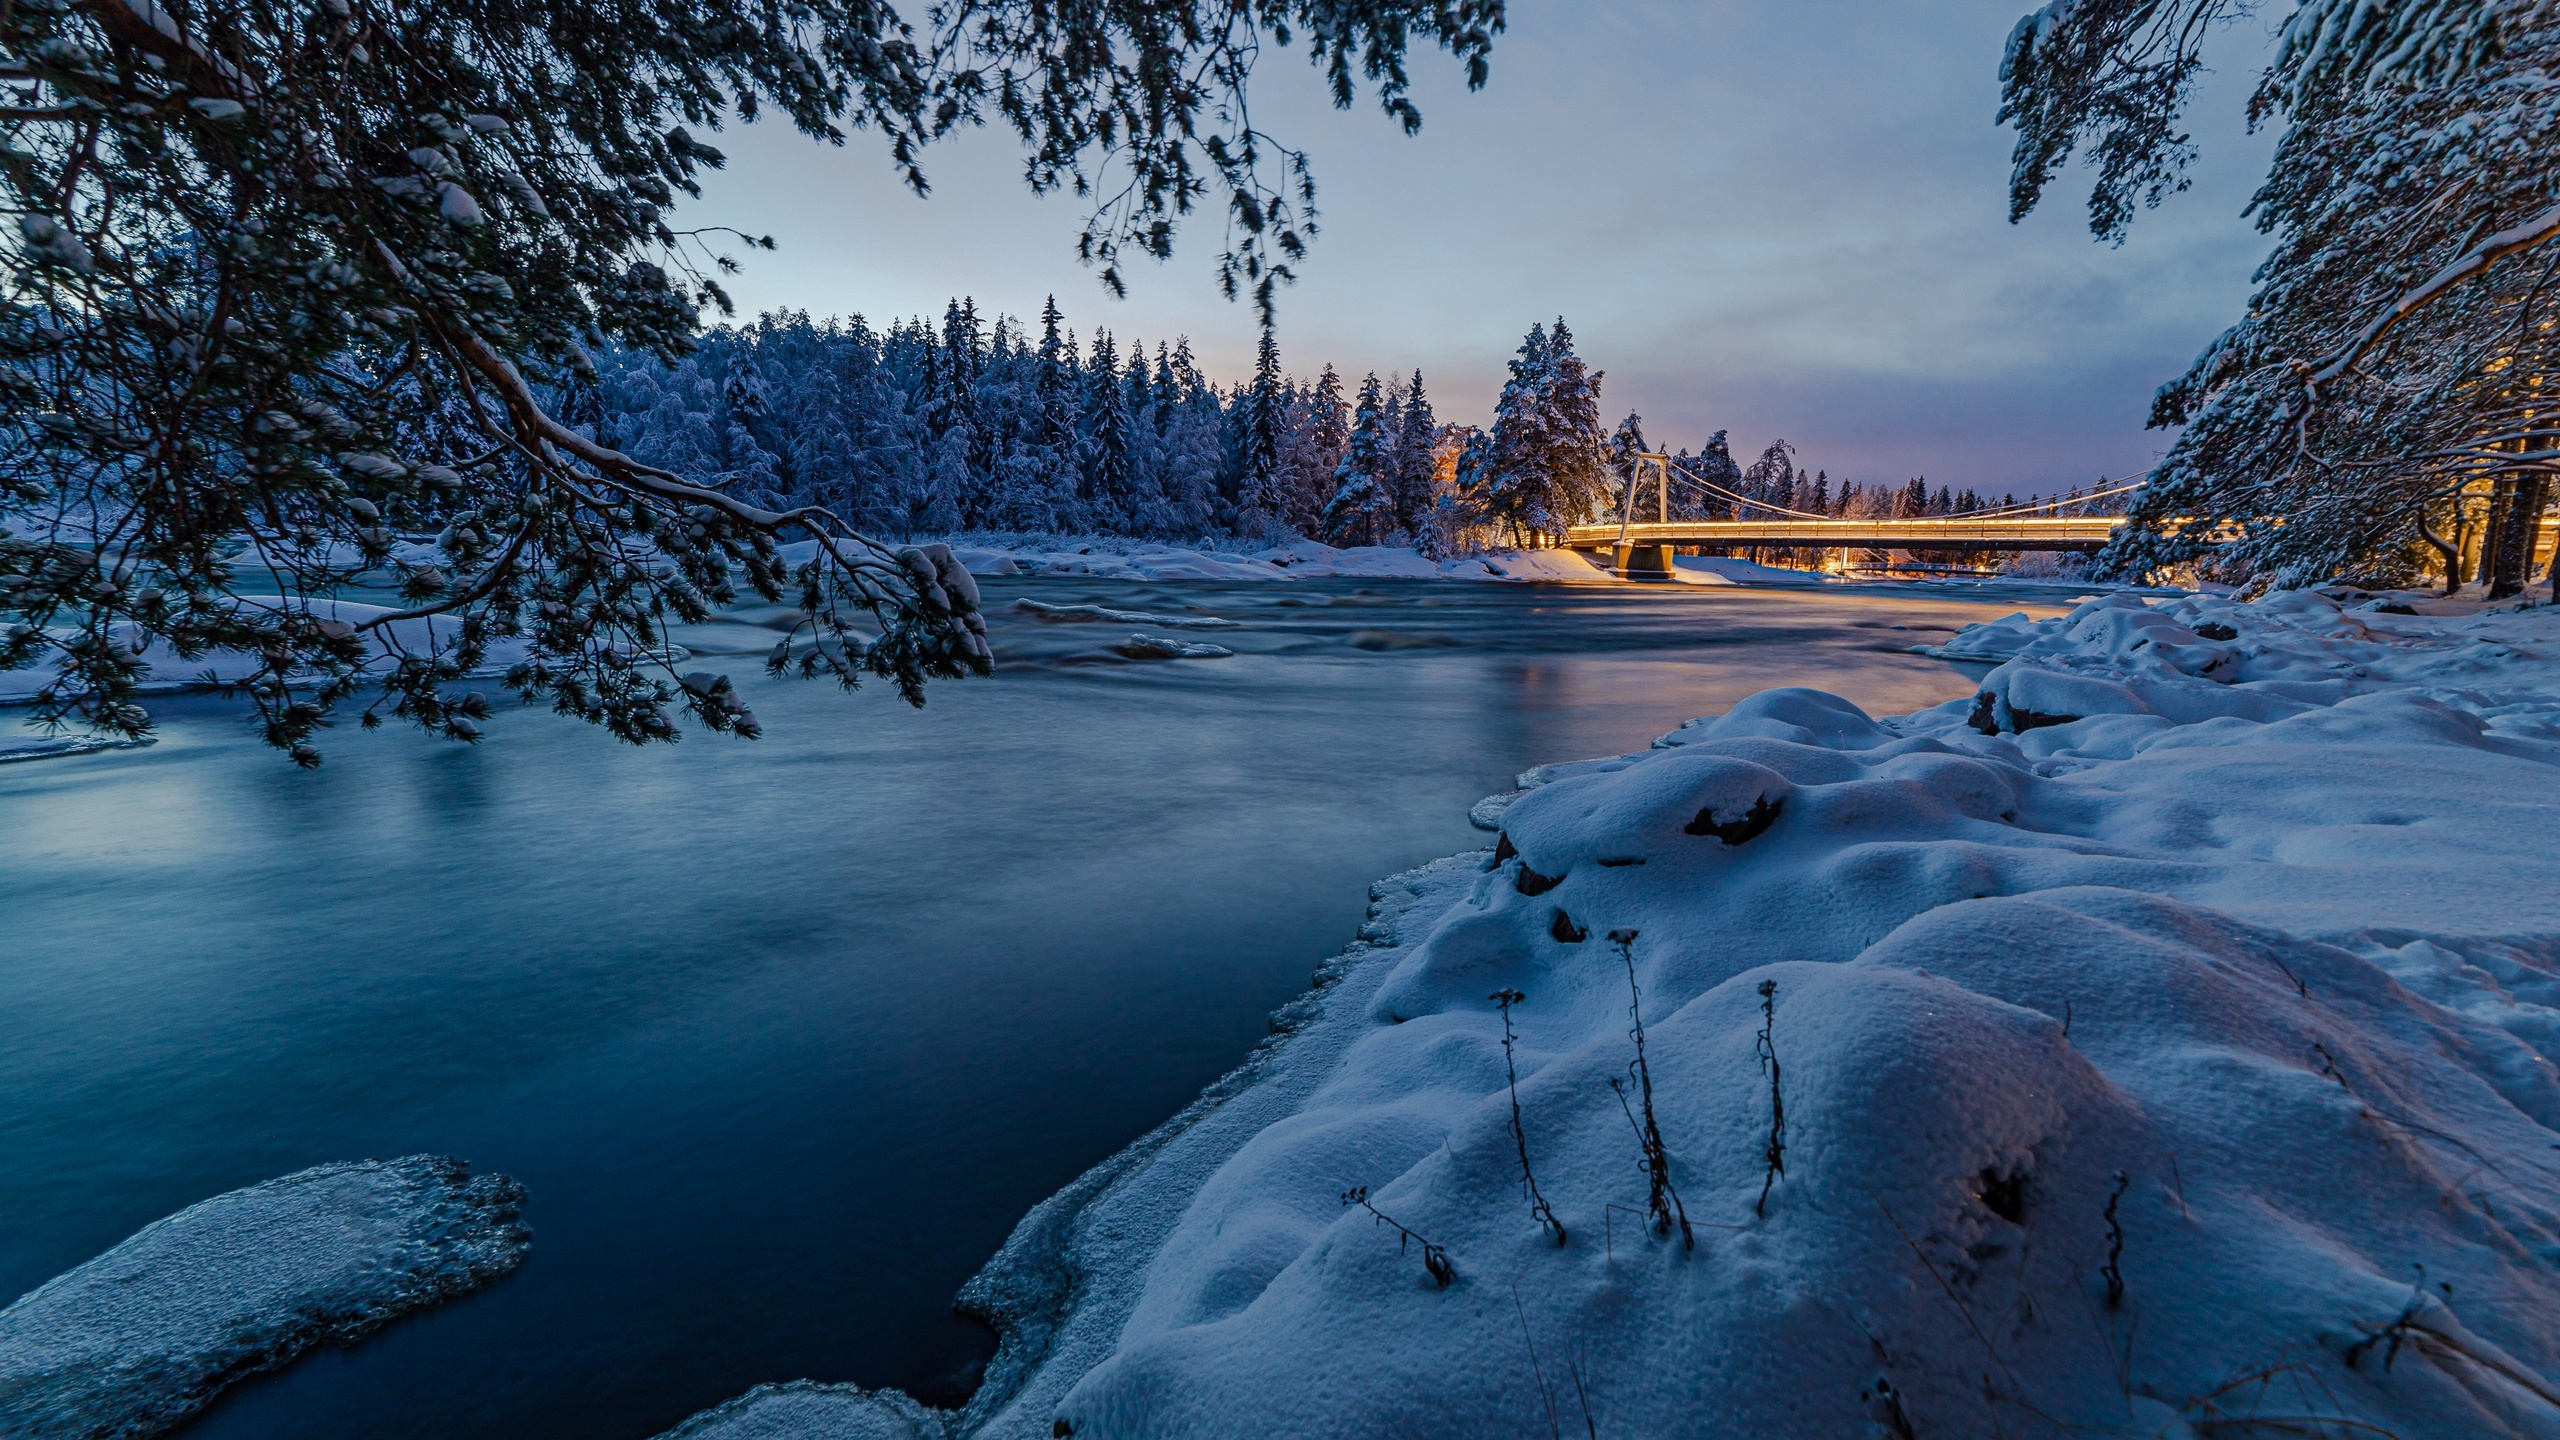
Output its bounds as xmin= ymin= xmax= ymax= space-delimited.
xmin=0 ymin=574 xmax=2073 ymax=1439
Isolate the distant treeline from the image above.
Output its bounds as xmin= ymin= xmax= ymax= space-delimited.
xmin=583 ymin=302 xmax=2124 ymax=554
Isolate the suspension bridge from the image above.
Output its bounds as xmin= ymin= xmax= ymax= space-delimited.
xmin=1563 ymin=454 xmax=2141 ymax=577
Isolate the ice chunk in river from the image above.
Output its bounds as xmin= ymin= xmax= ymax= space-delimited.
xmin=0 ymin=1156 xmax=528 ymax=1440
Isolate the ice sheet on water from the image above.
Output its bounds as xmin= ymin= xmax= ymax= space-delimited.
xmin=0 ymin=596 xmax=538 ymax=705
xmin=0 ymin=1156 xmax=528 ymax=1440
xmin=1013 ymin=599 xmax=1238 ymax=630
xmin=0 ymin=734 xmax=155 ymax=764
xmin=651 ymin=1381 xmax=948 ymax=1440
xmin=1114 ymin=635 xmax=1234 ymax=660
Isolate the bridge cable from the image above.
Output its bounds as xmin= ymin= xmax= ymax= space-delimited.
xmin=1635 ymin=461 xmax=2151 ymax=526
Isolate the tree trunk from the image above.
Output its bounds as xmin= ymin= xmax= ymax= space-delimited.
xmin=2453 ymin=500 xmax=2473 ymax=588
xmin=2481 ymin=476 xmax=2511 ymax=598
xmin=2486 ymin=472 xmax=2547 ymax=600
xmin=2418 ymin=501 xmax=2462 ymax=595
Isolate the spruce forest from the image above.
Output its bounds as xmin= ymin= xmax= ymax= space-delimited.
xmin=599 ymin=305 xmax=2089 ymax=555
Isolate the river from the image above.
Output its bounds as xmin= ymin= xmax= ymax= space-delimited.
xmin=0 ymin=574 xmax=2072 ymax=1439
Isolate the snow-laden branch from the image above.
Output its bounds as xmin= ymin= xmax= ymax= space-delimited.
xmin=2302 ymin=199 xmax=2560 ymax=400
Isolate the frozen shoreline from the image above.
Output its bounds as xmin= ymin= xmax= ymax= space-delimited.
xmin=663 ymin=583 xmax=2560 ymax=1439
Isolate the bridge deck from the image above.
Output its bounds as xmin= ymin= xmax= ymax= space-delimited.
xmin=1563 ymin=517 xmax=2123 ymax=552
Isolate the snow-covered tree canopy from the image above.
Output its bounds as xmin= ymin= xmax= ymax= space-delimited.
xmin=2001 ymin=0 xmax=2560 ymax=588
xmin=0 ymin=0 xmax=1502 ymax=761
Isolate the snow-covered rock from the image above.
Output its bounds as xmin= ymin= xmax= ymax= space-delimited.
xmin=0 ymin=1157 xmax=529 ymax=1440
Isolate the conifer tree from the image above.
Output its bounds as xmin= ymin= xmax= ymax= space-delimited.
xmin=1321 ymin=372 xmax=1397 ymax=544
xmin=0 ymin=0 xmax=1502 ymax=756
xmin=1154 ymin=342 xmax=1183 ymax=432
xmin=1387 ymin=371 xmax=1440 ymax=534
xmin=1685 ymin=430 xmax=1743 ymax=520
xmin=1608 ymin=411 xmax=1651 ymax=520
xmin=1743 ymin=442 xmax=1797 ymax=514
xmin=1236 ymin=326 xmax=1289 ymax=525
xmin=1283 ymin=365 xmax=1352 ymax=531
xmin=1084 ymin=333 xmax=1139 ymax=528
xmin=1473 ymin=319 xmax=1607 ymax=542
xmin=2000 ymin=0 xmax=2560 ymax=588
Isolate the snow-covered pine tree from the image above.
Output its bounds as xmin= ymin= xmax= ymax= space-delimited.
xmin=1084 ymin=333 xmax=1139 ymax=529
xmin=1473 ymin=319 xmax=1607 ymax=543
xmin=1030 ymin=297 xmax=1079 ymax=528
xmin=1387 ymin=371 xmax=1440 ymax=536
xmin=1283 ymin=365 xmax=1352 ymax=532
xmin=719 ymin=366 xmax=789 ymax=508
xmin=1321 ymin=373 xmax=1397 ymax=545
xmin=1235 ymin=327 xmax=1290 ymax=528
xmin=1683 ymin=431 xmax=1743 ymax=520
xmin=1541 ymin=321 xmax=1611 ymax=526
xmin=2001 ymin=0 xmax=2560 ymax=590
xmin=1608 ymin=412 xmax=1651 ymax=521
xmin=0 ymin=0 xmax=1502 ymax=757
xmin=1473 ymin=324 xmax=1552 ymax=543
xmin=1743 ymin=442 xmax=1797 ymax=515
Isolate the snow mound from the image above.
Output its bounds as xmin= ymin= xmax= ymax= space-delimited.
xmin=948 ymin=593 xmax=2560 ymax=1440
xmin=1014 ymin=599 xmax=1238 ymax=630
xmin=0 ymin=1156 xmax=528 ymax=1440
xmin=1114 ymin=635 xmax=1234 ymax=661
xmin=652 ymin=1382 xmax=947 ymax=1440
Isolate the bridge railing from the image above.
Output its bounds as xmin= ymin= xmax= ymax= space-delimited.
xmin=1562 ymin=517 xmax=2124 ymax=550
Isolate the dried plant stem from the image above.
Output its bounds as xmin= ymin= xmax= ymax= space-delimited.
xmin=1754 ymin=978 xmax=1787 ymax=1217
xmin=1341 ymin=1186 xmax=1456 ymax=1288
xmin=1492 ymin=988 xmax=1567 ymax=1246
xmin=1608 ymin=929 xmax=1693 ymax=1249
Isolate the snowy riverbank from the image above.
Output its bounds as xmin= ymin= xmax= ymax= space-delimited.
xmin=914 ymin=534 xmax=1837 ymax=587
xmin=669 ymin=586 xmax=2560 ymax=1438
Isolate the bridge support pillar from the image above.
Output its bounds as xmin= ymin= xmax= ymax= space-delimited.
xmin=1613 ymin=542 xmax=1677 ymax=581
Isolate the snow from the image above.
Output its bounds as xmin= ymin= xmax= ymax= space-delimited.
xmin=0 ymin=734 xmax=155 ymax=764
xmin=0 ymin=1157 xmax=528 ymax=1440
xmin=1013 ymin=599 xmax=1240 ymax=630
xmin=922 ymin=537 xmax=1623 ymax=586
xmin=814 ymin=585 xmax=2560 ymax=1440
xmin=1671 ymin=554 xmax=1835 ymax=587
xmin=651 ymin=1382 xmax=946 ymax=1440
xmin=0 ymin=597 xmax=548 ymax=705
xmin=1114 ymin=635 xmax=1234 ymax=661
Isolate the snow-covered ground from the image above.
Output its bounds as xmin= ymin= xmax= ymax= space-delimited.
xmin=662 ymin=587 xmax=2560 ymax=1439
xmin=0 ymin=1156 xmax=528 ymax=1439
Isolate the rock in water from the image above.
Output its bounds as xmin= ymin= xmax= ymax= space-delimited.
xmin=0 ymin=1156 xmax=529 ymax=1439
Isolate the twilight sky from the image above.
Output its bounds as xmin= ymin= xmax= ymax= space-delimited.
xmin=690 ymin=1 xmax=2285 ymax=494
